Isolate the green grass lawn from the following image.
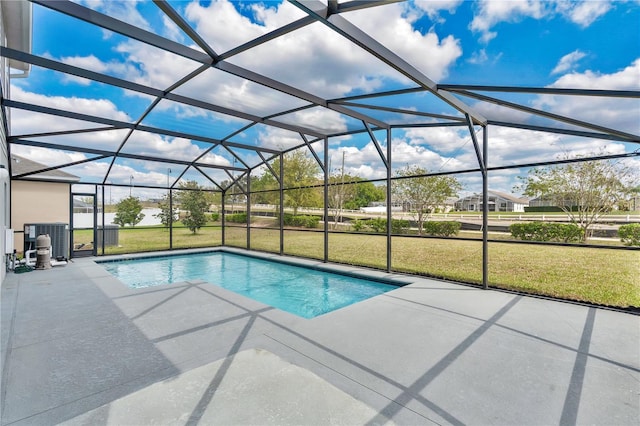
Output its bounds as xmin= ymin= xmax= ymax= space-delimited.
xmin=246 ymin=229 xmax=639 ymax=307
xmin=75 ymin=224 xmax=639 ymax=308
xmin=75 ymin=225 xmax=222 ymax=254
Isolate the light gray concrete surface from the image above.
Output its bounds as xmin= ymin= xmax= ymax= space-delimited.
xmin=61 ymin=348 xmax=394 ymax=426
xmin=1 ymin=247 xmax=638 ymax=425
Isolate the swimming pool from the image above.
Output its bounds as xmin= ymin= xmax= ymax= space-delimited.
xmin=99 ymin=251 xmax=402 ymax=318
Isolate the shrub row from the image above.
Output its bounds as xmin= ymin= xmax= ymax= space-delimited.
xmin=281 ymin=213 xmax=320 ymax=228
xmin=351 ymin=219 xmax=461 ymax=236
xmin=618 ymin=223 xmax=640 ymax=246
xmin=510 ymin=222 xmax=584 ymax=242
xmin=226 ymin=212 xmax=247 ymax=223
xmin=524 ymin=206 xmax=584 ymax=213
xmin=523 ymin=206 xmax=565 ymax=213
xmin=421 ymin=221 xmax=461 ymax=237
xmin=351 ymin=218 xmax=410 ymax=234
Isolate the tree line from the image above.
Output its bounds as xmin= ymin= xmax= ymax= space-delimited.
xmin=114 ymin=149 xmax=638 ymax=241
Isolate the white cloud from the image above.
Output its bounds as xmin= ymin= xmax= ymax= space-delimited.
xmin=468 ymin=49 xmax=488 ymax=65
xmin=278 ymin=108 xmax=349 ymax=135
xmin=50 ymin=54 xmax=108 ymax=85
xmin=485 ymin=126 xmax=562 ymax=166
xmin=549 ymin=58 xmax=640 ymax=90
xmin=404 ymin=126 xmax=471 ymax=154
xmin=487 ymin=169 xmax=526 ymax=195
xmin=105 ymin=161 xmax=186 ymax=188
xmin=181 ymin=0 xmax=462 ymax=102
xmin=184 ymin=0 xmax=304 ymax=54
xmin=7 ymin=86 xmax=228 ymax=188
xmin=330 ymin=142 xmax=386 ymax=180
xmin=200 ymin=152 xmax=232 ymax=167
xmin=324 ymin=122 xmax=635 ymax=193
xmin=483 ymin=126 xmax=632 ymax=174
xmin=562 ymin=0 xmax=612 ymax=27
xmin=470 ymin=1 xmax=613 ymax=43
xmin=59 ymin=54 xmax=109 ymax=73
xmin=551 ymin=50 xmax=587 ymax=75
xmin=113 ymin=40 xmax=201 ymax=89
xmin=473 ymin=101 xmax=534 ymax=123
xmin=257 ymin=127 xmax=305 ymax=151
xmin=470 ymin=0 xmax=546 ymax=43
xmin=464 ymin=58 xmax=640 ymax=136
xmin=123 ymin=132 xmax=206 ymax=162
xmin=46 ymin=0 xmax=462 ymax=125
xmin=414 ymin=0 xmax=464 ymax=21
xmin=169 ymin=67 xmax=309 ymax=117
xmin=539 ymin=58 xmax=640 ymax=134
xmin=161 ymin=14 xmax=185 ymax=44
xmin=346 ymin=2 xmax=463 ymax=82
xmin=249 ymin=1 xmax=308 ymax=30
xmin=11 ymin=146 xmax=88 ymax=168
xmin=46 ymin=47 xmax=188 ymax=93
xmin=391 ymin=138 xmax=468 ymax=172
xmin=10 ymin=85 xmax=131 ymax=126
xmin=79 ymin=0 xmax=151 ymax=32
xmin=327 ymin=135 xmax=473 ymax=181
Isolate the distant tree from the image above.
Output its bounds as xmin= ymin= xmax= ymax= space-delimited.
xmin=269 ymin=150 xmax=321 ymax=215
xmin=225 ymin=174 xmax=248 ymax=214
xmin=618 ymin=185 xmax=640 ymax=211
xmin=153 ymin=194 xmax=178 ymax=229
xmin=248 ymin=171 xmax=279 ymax=209
xmin=113 ymin=196 xmax=145 ymax=227
xmin=250 ymin=168 xmax=280 ymax=196
xmin=328 ymin=179 xmax=355 ymax=230
xmin=327 ymin=151 xmax=350 ymax=229
xmin=175 ymin=181 xmax=210 ymax=234
xmin=392 ymin=165 xmax=462 ymax=235
xmin=344 ymin=180 xmax=386 ymax=210
xmin=517 ymin=154 xmax=636 ymax=241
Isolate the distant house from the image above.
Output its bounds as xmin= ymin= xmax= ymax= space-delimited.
xmin=530 ymin=194 xmax=640 ymax=212
xmin=73 ymin=198 xmax=99 ymax=213
xmin=378 ymin=196 xmax=458 ymax=214
xmin=527 ymin=196 xmax=571 ymax=209
xmin=10 ymin=154 xmax=80 ymax=254
xmin=455 ymin=190 xmax=529 ymax=212
xmin=360 ymin=201 xmax=402 ymax=214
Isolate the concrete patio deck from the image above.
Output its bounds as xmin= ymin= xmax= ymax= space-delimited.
xmin=1 ymin=247 xmax=638 ymax=425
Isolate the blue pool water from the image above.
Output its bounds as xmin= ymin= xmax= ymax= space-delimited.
xmin=99 ymin=251 xmax=401 ymax=318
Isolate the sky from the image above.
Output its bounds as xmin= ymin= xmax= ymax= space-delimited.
xmin=8 ymin=0 xmax=640 ymax=201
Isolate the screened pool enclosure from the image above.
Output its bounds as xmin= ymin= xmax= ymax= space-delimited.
xmin=2 ymin=1 xmax=639 ymax=307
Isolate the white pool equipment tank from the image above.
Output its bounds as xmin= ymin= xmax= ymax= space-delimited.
xmin=35 ymin=234 xmax=52 ymax=270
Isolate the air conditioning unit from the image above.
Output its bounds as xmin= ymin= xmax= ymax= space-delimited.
xmin=24 ymin=223 xmax=69 ymax=259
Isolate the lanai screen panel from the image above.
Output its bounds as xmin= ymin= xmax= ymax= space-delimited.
xmin=1 ymin=0 xmax=637 ymax=188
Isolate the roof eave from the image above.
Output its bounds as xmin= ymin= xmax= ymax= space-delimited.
xmin=17 ymin=176 xmax=81 ymax=183
xmin=4 ymin=0 xmax=32 ymax=75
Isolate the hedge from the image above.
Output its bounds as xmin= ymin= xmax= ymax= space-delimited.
xmin=226 ymin=212 xmax=247 ymax=223
xmin=524 ymin=206 xmax=565 ymax=213
xmin=509 ymin=222 xmax=584 ymax=242
xmin=281 ymin=213 xmax=320 ymax=228
xmin=618 ymin=223 xmax=640 ymax=246
xmin=391 ymin=219 xmax=411 ymax=234
xmin=352 ymin=219 xmax=458 ymax=236
xmin=355 ymin=218 xmax=410 ymax=234
xmin=422 ymin=221 xmax=461 ymax=237
xmin=366 ymin=218 xmax=387 ymax=233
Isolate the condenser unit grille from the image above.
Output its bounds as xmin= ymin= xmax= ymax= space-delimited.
xmin=24 ymin=223 xmax=69 ymax=259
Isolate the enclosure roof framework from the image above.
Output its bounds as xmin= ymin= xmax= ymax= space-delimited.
xmin=1 ymin=0 xmax=639 ymax=193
